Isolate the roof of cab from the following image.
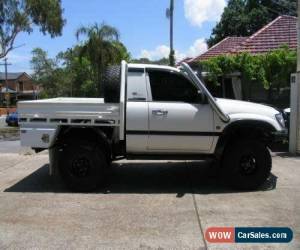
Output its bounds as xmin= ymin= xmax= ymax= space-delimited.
xmin=127 ymin=63 xmax=180 ymax=72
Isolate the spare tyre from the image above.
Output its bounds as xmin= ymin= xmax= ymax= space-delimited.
xmin=103 ymin=65 xmax=121 ymax=103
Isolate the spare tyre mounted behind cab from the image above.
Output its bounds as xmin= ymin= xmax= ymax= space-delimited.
xmin=103 ymin=65 xmax=121 ymax=103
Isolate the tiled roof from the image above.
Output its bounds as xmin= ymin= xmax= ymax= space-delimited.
xmin=191 ymin=37 xmax=248 ymax=62
xmin=0 ymin=72 xmax=25 ymax=80
xmin=190 ymin=15 xmax=297 ymax=62
xmin=236 ymin=15 xmax=297 ymax=53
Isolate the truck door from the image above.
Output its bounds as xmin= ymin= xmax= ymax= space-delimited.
xmin=126 ymin=67 xmax=149 ymax=153
xmin=147 ymin=69 xmax=215 ymax=153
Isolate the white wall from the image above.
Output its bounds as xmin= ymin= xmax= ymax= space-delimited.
xmin=289 ymin=73 xmax=300 ymax=153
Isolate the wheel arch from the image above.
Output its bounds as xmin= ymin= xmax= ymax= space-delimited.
xmin=214 ymin=120 xmax=276 ymax=160
xmin=49 ymin=126 xmax=113 ymax=175
xmin=57 ymin=126 xmax=112 ymax=153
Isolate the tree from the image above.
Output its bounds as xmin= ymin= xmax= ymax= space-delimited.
xmin=30 ymin=48 xmax=61 ymax=98
xmin=57 ymin=46 xmax=95 ymax=97
xmin=111 ymin=41 xmax=131 ymax=63
xmin=0 ymin=0 xmax=65 ymax=58
xmin=31 ymin=47 xmax=94 ymax=98
xmin=30 ymin=23 xmax=130 ymax=98
xmin=31 ymin=38 xmax=131 ymax=98
xmin=207 ymin=0 xmax=297 ymax=47
xmin=31 ymin=48 xmax=55 ymax=78
xmin=76 ymin=23 xmax=129 ymax=97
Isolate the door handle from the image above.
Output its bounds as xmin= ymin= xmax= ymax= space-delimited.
xmin=152 ymin=109 xmax=168 ymax=116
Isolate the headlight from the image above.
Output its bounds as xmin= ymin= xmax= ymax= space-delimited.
xmin=275 ymin=113 xmax=285 ymax=128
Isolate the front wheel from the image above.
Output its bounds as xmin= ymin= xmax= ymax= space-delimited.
xmin=59 ymin=141 xmax=108 ymax=192
xmin=221 ymin=140 xmax=271 ymax=190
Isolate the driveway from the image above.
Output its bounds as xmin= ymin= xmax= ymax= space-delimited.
xmin=0 ymin=121 xmax=20 ymax=143
xmin=0 ymin=140 xmax=32 ymax=154
xmin=0 ymin=152 xmax=299 ymax=249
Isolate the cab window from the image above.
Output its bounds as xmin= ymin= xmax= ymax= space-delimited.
xmin=148 ymin=70 xmax=199 ymax=103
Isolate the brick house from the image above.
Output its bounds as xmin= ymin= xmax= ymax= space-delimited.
xmin=0 ymin=72 xmax=39 ymax=107
xmin=188 ymin=15 xmax=296 ymax=107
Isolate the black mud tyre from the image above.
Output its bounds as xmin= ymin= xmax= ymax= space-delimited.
xmin=103 ymin=65 xmax=121 ymax=103
xmin=221 ymin=140 xmax=271 ymax=190
xmin=59 ymin=141 xmax=108 ymax=192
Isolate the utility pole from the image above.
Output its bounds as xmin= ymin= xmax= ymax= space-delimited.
xmin=167 ymin=0 xmax=175 ymax=66
xmin=0 ymin=58 xmax=12 ymax=111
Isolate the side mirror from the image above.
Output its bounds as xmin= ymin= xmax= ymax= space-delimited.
xmin=198 ymin=90 xmax=208 ymax=104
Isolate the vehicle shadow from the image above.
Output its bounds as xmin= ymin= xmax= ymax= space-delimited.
xmin=4 ymin=161 xmax=277 ymax=195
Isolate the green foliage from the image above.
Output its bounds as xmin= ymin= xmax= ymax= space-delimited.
xmin=200 ymin=46 xmax=296 ymax=92
xmin=131 ymin=57 xmax=169 ymax=65
xmin=260 ymin=46 xmax=296 ymax=90
xmin=30 ymin=48 xmax=60 ymax=98
xmin=112 ymin=41 xmax=131 ymax=62
xmin=31 ymin=24 xmax=131 ymax=98
xmin=76 ymin=23 xmax=130 ymax=97
xmin=57 ymin=46 xmax=95 ymax=97
xmin=207 ymin=0 xmax=296 ymax=47
xmin=0 ymin=0 xmax=65 ymax=58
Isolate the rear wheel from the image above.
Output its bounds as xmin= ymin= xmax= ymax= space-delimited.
xmin=221 ymin=140 xmax=271 ymax=190
xmin=59 ymin=141 xmax=108 ymax=192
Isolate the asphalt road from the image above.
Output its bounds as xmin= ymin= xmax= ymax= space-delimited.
xmin=0 ymin=152 xmax=299 ymax=249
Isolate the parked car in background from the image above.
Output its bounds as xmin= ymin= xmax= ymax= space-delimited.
xmin=6 ymin=112 xmax=19 ymax=127
xmin=283 ymin=108 xmax=290 ymax=128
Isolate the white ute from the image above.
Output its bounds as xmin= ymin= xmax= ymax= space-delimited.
xmin=18 ymin=62 xmax=287 ymax=191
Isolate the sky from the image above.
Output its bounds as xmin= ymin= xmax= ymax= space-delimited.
xmin=4 ymin=0 xmax=227 ymax=73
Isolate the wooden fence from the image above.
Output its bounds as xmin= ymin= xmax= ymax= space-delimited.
xmin=0 ymin=107 xmax=17 ymax=116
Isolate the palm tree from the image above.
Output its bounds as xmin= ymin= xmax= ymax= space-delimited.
xmin=76 ymin=23 xmax=121 ymax=97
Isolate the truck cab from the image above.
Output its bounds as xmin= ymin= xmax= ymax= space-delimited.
xmin=126 ymin=64 xmax=216 ymax=154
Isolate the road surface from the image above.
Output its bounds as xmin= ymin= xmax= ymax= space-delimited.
xmin=0 ymin=152 xmax=299 ymax=249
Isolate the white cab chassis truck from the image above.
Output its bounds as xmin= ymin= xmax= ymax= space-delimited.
xmin=18 ymin=62 xmax=287 ymax=191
